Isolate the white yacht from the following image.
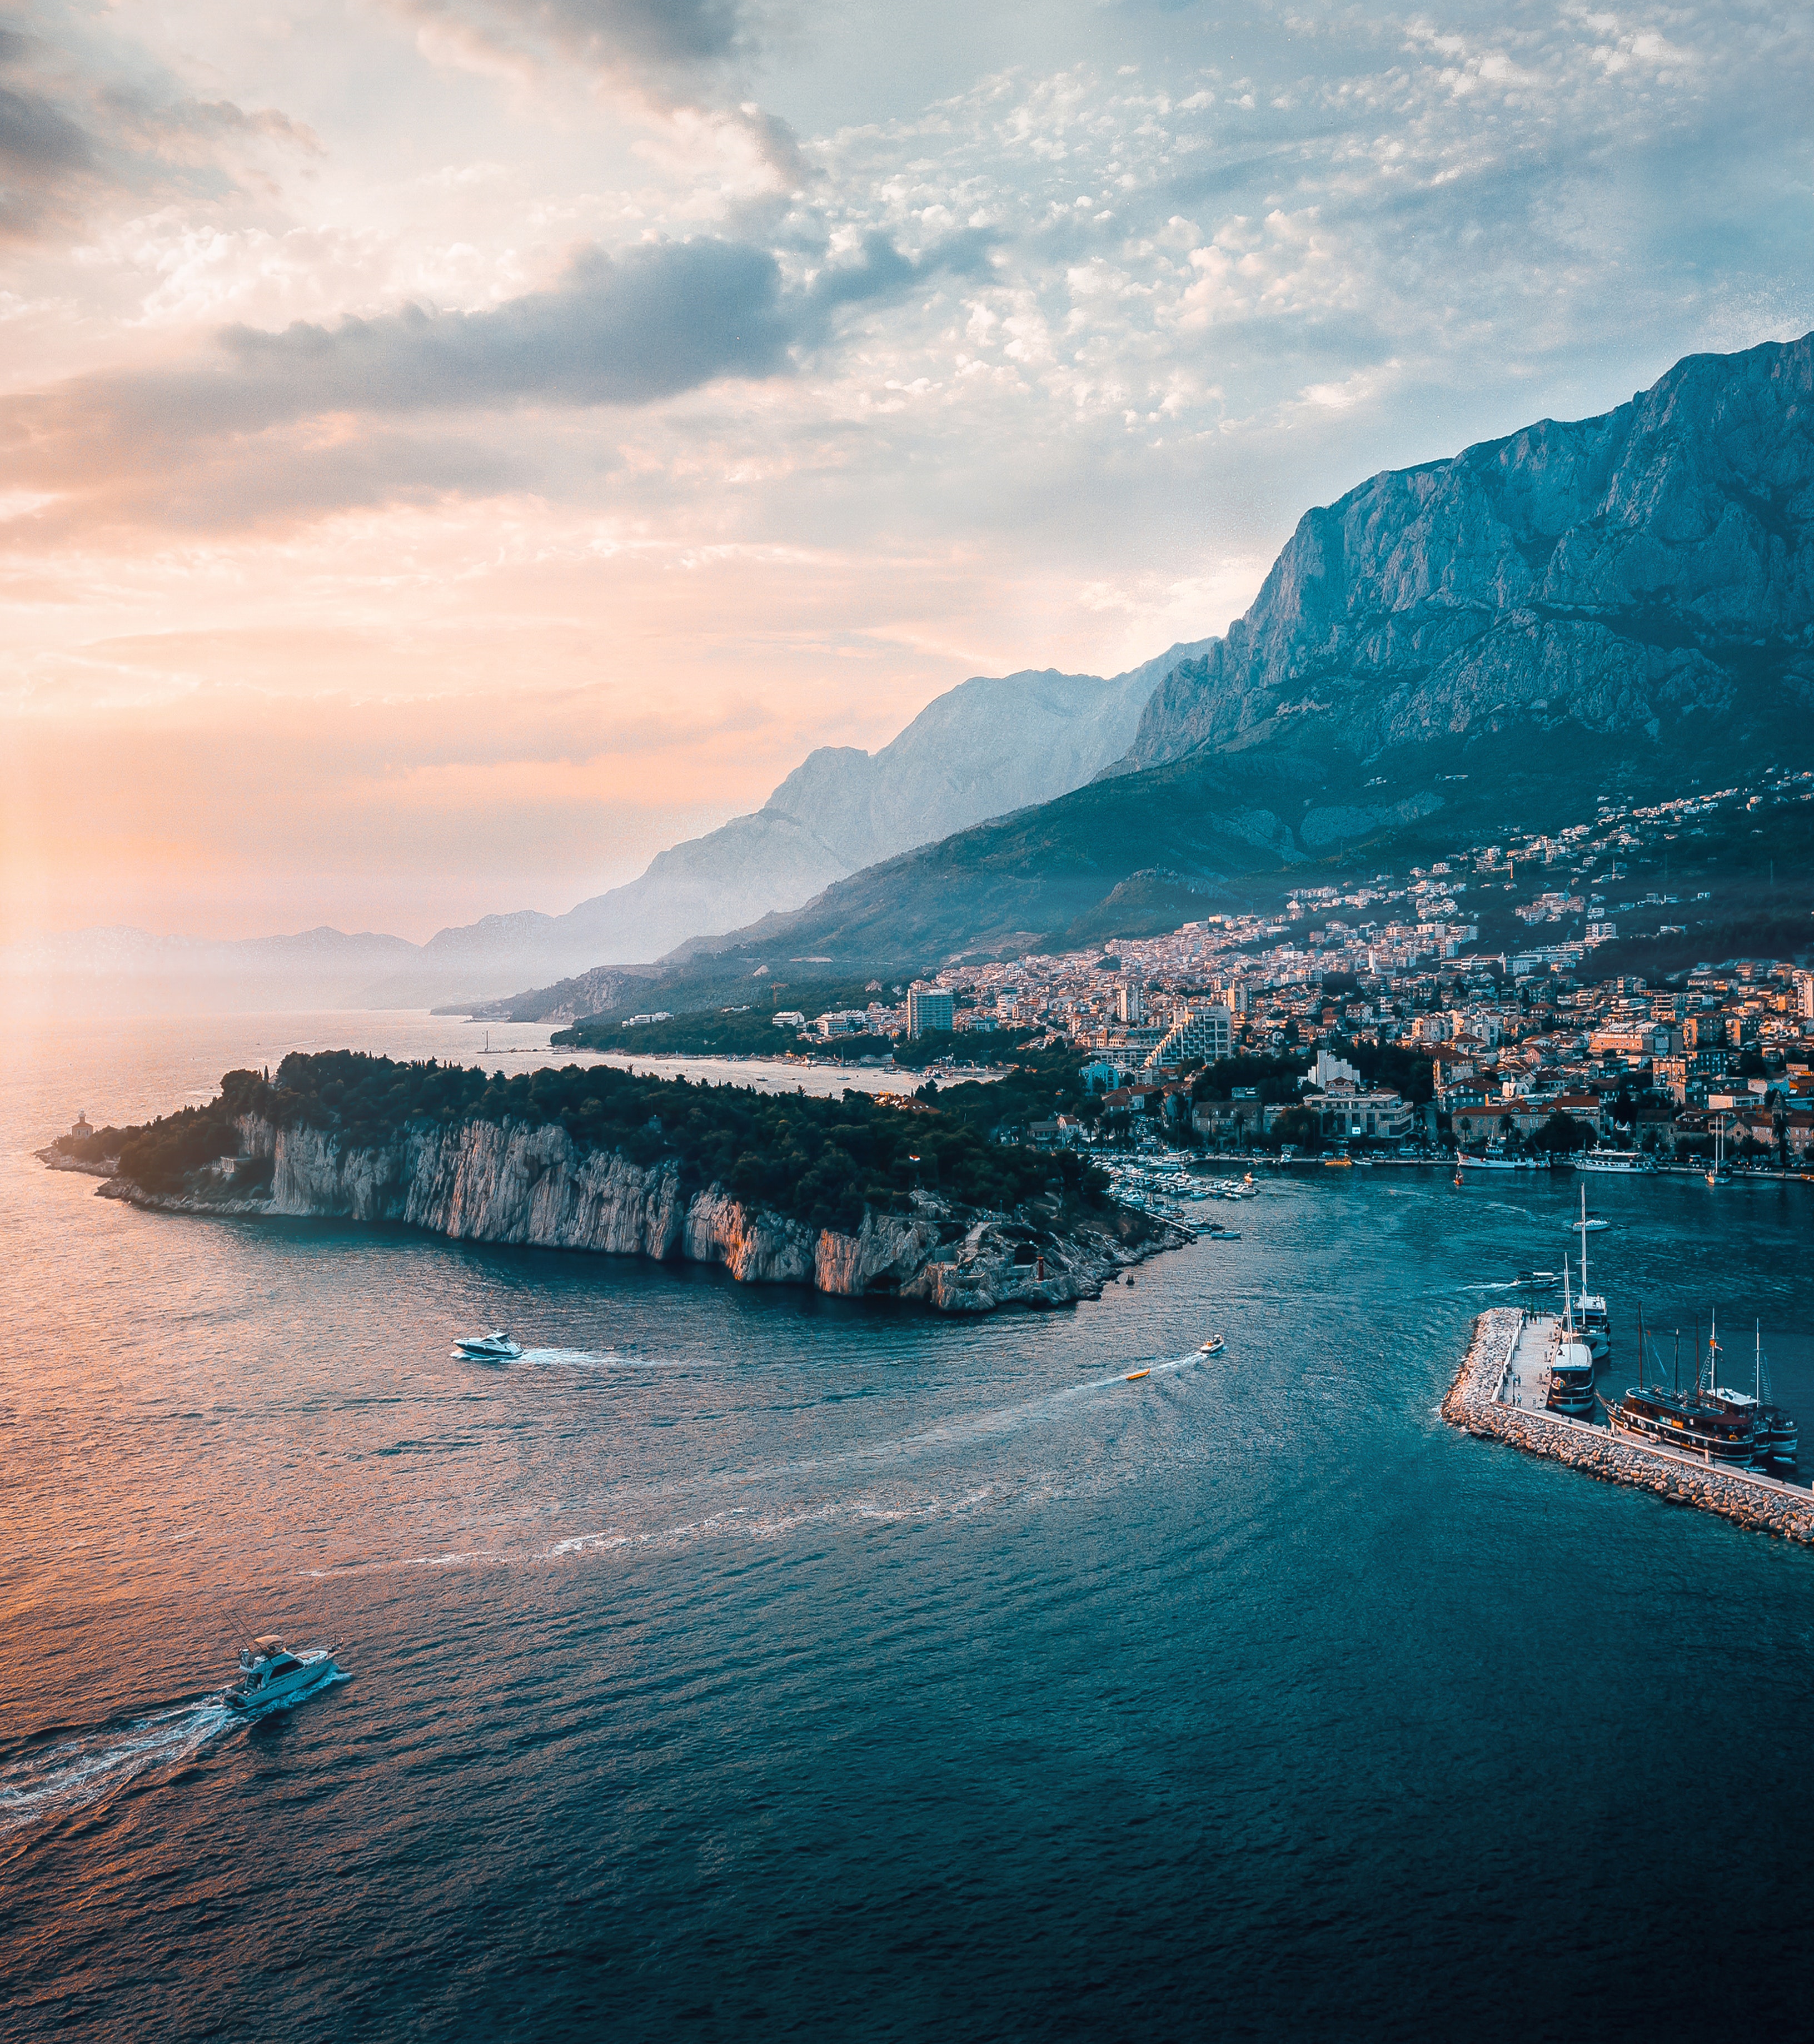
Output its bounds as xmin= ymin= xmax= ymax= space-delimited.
xmin=1578 ymin=1150 xmax=1655 ymax=1173
xmin=225 ymin=1636 xmax=341 ymax=1713
xmin=455 ymin=1329 xmax=523 ymax=1360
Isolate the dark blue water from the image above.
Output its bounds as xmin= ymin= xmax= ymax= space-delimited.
xmin=5 ymin=1013 xmax=1814 ymax=2041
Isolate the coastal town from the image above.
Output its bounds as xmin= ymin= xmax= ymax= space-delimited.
xmin=761 ymin=773 xmax=1814 ymax=1168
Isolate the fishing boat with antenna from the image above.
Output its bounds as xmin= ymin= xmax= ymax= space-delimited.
xmin=1609 ymin=1312 xmax=1758 ymax=1466
xmin=224 ymin=1635 xmax=343 ymax=1713
xmin=1568 ymin=1187 xmax=1611 ymax=1361
xmin=1545 ymin=1260 xmax=1598 ymax=1418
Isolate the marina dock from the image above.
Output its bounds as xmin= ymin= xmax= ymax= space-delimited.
xmin=1445 ymin=1310 xmax=1814 ymax=1544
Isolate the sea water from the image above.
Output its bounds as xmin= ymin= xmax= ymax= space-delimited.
xmin=3 ymin=1009 xmax=1813 ymax=2041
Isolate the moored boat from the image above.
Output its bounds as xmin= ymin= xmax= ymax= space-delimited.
xmin=1547 ymin=1262 xmax=1598 ymax=1417
xmin=1611 ymin=1313 xmax=1757 ymax=1465
xmin=1570 ymin=1188 xmax=1611 ymax=1360
xmin=1458 ymin=1148 xmax=1537 ymax=1171
xmin=1577 ymin=1150 xmax=1656 ymax=1173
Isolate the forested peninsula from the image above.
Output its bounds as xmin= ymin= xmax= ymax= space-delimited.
xmin=41 ymin=1052 xmax=1185 ymax=1312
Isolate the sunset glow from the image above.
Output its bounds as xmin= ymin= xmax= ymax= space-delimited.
xmin=6 ymin=0 xmax=1813 ymax=942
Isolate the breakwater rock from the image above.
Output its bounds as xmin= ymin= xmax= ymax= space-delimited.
xmin=1444 ymin=1309 xmax=1814 ymax=1544
xmin=89 ymin=1113 xmax=1186 ymax=1314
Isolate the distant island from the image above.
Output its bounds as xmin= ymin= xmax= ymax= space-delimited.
xmin=40 ymin=1051 xmax=1186 ymax=1313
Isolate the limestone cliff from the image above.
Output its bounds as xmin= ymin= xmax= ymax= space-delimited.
xmin=1122 ymin=331 xmax=1814 ymax=773
xmin=94 ymin=1114 xmax=1183 ymax=1314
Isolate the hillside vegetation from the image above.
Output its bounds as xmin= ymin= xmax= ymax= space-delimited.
xmin=104 ymin=1052 xmax=1108 ymax=1232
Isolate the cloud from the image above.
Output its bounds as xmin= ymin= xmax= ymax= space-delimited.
xmin=402 ymin=0 xmax=758 ymax=84
xmin=0 ymin=22 xmax=320 ymax=245
xmin=805 ymin=226 xmax=998 ymax=314
xmin=3 ymin=237 xmax=788 ymax=469
xmin=0 ymin=225 xmax=999 ymax=525
xmin=0 ymin=28 xmax=97 ymax=240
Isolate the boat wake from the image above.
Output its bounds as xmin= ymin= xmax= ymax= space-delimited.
xmin=0 ymin=1669 xmax=350 ymax=1847
xmin=517 ymin=1346 xmax=635 ymax=1368
xmin=1 ymin=1699 xmax=232 ymax=1846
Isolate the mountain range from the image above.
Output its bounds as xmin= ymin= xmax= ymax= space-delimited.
xmin=14 ymin=330 xmax=1811 ymax=1018
xmin=590 ymin=329 xmax=1814 ymax=999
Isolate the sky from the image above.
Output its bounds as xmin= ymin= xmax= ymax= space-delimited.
xmin=3 ymin=0 xmax=1812 ymax=944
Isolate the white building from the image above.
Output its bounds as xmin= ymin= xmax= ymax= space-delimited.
xmin=906 ymin=988 xmax=955 ymax=1038
xmin=1304 ymin=1081 xmax=1413 ymax=1142
xmin=1147 ymin=1003 xmax=1232 ymax=1070
xmin=1115 ymin=982 xmax=1146 ymax=1024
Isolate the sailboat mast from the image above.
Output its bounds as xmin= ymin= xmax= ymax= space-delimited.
xmin=1637 ymin=1304 xmax=1644 ymax=1392
xmin=1756 ymin=1321 xmax=1761 ymax=1405
xmin=1578 ymin=1185 xmax=1589 ymax=1302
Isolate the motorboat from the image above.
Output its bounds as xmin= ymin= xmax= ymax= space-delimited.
xmin=455 ymin=1329 xmax=523 ymax=1360
xmin=225 ymin=1635 xmax=341 ymax=1713
xmin=1198 ymin=1335 xmax=1226 ymax=1356
xmin=1207 ymin=1226 xmax=1242 ymax=1240
xmin=1126 ymin=1369 xmax=1150 ymax=1382
xmin=1576 ymin=1217 xmax=1610 ymax=1233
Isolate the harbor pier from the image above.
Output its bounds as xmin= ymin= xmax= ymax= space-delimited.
xmin=1444 ymin=1309 xmax=1814 ymax=1544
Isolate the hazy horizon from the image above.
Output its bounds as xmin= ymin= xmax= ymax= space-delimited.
xmin=6 ymin=0 xmax=1813 ymax=945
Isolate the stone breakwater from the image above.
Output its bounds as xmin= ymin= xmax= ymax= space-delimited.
xmin=83 ymin=1113 xmax=1188 ymax=1315
xmin=1444 ymin=1309 xmax=1814 ymax=1544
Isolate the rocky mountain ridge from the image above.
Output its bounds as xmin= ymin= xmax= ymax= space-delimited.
xmin=377 ymin=659 xmax=1186 ymax=1002
xmin=620 ymin=330 xmax=1814 ymax=977
xmin=1123 ymin=332 xmax=1814 ymax=776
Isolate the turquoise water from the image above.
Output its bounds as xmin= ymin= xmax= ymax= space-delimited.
xmin=4 ymin=1012 xmax=1813 ymax=2040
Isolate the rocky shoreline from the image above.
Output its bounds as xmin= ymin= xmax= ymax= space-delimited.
xmin=58 ymin=1112 xmax=1190 ymax=1314
xmin=1445 ymin=1309 xmax=1814 ymax=1544
xmin=35 ymin=1148 xmax=118 ymax=1178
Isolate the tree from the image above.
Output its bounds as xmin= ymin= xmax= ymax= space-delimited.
xmin=1272 ymin=1105 xmax=1323 ymax=1152
xmin=1529 ymin=1110 xmax=1593 ymax=1156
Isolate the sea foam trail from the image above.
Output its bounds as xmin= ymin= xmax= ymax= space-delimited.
xmin=0 ymin=1700 xmax=233 ymax=1843
xmin=0 ymin=1670 xmax=350 ymax=1845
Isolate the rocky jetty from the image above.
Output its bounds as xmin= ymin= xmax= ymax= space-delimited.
xmin=89 ymin=1111 xmax=1187 ymax=1314
xmin=1445 ymin=1309 xmax=1814 ymax=1544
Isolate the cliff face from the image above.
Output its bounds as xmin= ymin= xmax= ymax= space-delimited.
xmin=1124 ymin=332 xmax=1814 ymax=773
xmin=104 ymin=1114 xmax=1179 ymax=1314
